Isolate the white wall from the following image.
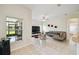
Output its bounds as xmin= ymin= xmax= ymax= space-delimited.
xmin=32 ymin=20 xmax=42 ymax=32
xmin=32 ymin=20 xmax=41 ymax=26
xmin=0 ymin=5 xmax=32 ymax=51
xmin=32 ymin=18 xmax=67 ymax=32
xmin=48 ymin=19 xmax=67 ymax=31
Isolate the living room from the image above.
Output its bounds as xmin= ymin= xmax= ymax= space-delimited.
xmin=31 ymin=4 xmax=79 ymax=55
xmin=0 ymin=4 xmax=79 ymax=55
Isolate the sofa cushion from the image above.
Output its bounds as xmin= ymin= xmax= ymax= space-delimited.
xmin=46 ymin=31 xmax=66 ymax=40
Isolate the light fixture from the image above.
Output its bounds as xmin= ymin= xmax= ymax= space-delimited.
xmin=64 ymin=13 xmax=68 ymax=16
xmin=57 ymin=4 xmax=61 ymax=7
xmin=40 ymin=15 xmax=48 ymax=21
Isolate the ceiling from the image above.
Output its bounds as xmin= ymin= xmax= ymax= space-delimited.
xmin=24 ymin=4 xmax=79 ymax=20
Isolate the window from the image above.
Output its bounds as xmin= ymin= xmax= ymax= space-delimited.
xmin=6 ymin=17 xmax=22 ymax=42
xmin=6 ymin=17 xmax=18 ymax=36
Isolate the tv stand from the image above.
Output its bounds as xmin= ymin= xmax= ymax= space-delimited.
xmin=32 ymin=34 xmax=39 ymax=38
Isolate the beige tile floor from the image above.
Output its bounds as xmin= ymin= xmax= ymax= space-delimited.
xmin=11 ymin=36 xmax=75 ymax=55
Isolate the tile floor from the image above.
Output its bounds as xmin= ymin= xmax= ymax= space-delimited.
xmin=11 ymin=36 xmax=75 ymax=55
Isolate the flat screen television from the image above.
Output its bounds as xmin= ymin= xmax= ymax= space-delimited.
xmin=32 ymin=26 xmax=40 ymax=34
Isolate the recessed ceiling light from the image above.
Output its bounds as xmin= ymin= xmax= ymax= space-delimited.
xmin=57 ymin=4 xmax=61 ymax=7
xmin=64 ymin=13 xmax=68 ymax=16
